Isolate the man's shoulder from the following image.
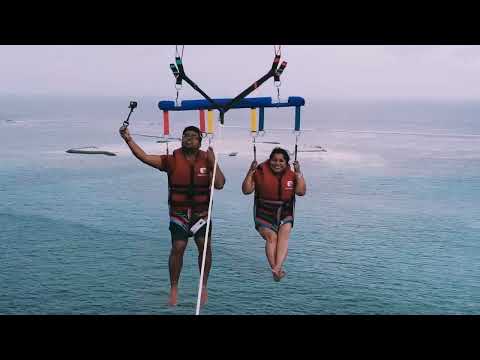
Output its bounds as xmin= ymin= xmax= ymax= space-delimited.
xmin=157 ymin=153 xmax=176 ymax=172
xmin=160 ymin=154 xmax=175 ymax=162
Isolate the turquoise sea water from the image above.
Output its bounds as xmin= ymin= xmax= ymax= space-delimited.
xmin=1 ymin=95 xmax=479 ymax=314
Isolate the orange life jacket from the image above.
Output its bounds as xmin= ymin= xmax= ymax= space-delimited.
xmin=254 ymin=161 xmax=296 ymax=216
xmin=168 ymin=149 xmax=211 ymax=212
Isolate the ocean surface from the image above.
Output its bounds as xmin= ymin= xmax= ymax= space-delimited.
xmin=1 ymin=94 xmax=479 ymax=314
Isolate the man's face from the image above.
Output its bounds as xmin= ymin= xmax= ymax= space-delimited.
xmin=181 ymin=130 xmax=201 ymax=150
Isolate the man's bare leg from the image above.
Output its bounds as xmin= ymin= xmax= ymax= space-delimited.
xmin=168 ymin=239 xmax=188 ymax=306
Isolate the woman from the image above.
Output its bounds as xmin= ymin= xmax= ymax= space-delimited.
xmin=242 ymin=147 xmax=306 ymax=281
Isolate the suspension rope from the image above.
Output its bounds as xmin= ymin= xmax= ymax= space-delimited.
xmin=273 ymin=47 xmax=287 ymax=104
xmin=195 ymin=114 xmax=219 ymax=315
xmin=293 ymin=104 xmax=302 ymax=160
xmin=274 ymin=45 xmax=282 ymax=57
xmin=294 ymin=133 xmax=299 ymax=161
xmin=172 ymin=45 xmax=185 ymax=106
xmin=195 ymin=154 xmax=216 ymax=315
xmin=175 ymin=45 xmax=184 ymax=60
xmin=250 ymin=107 xmax=258 ymax=161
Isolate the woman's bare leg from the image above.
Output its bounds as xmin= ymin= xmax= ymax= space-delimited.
xmin=273 ymin=223 xmax=292 ymax=280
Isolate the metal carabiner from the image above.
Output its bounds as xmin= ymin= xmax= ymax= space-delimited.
xmin=175 ymin=89 xmax=181 ymax=107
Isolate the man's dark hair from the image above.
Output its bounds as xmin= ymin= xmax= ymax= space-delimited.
xmin=183 ymin=126 xmax=202 ymax=140
xmin=269 ymin=147 xmax=290 ymax=164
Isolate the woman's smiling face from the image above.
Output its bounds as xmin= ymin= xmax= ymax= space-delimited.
xmin=269 ymin=153 xmax=288 ymax=174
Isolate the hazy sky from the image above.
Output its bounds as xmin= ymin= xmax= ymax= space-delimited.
xmin=1 ymin=45 xmax=480 ymax=100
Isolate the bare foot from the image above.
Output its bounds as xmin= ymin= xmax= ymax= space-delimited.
xmin=272 ymin=269 xmax=281 ymax=282
xmin=200 ymin=287 xmax=208 ymax=306
xmin=278 ymin=270 xmax=286 ymax=280
xmin=168 ymin=287 xmax=178 ymax=306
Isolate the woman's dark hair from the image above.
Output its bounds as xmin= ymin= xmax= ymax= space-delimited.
xmin=269 ymin=147 xmax=290 ymax=163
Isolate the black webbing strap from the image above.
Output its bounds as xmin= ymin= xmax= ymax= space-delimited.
xmin=171 ymin=57 xmax=224 ymax=113
xmin=170 ymin=63 xmax=182 ymax=86
xmin=221 ymin=55 xmax=283 ymax=119
xmin=274 ymin=61 xmax=287 ymax=82
xmin=169 ymin=53 xmax=286 ymax=125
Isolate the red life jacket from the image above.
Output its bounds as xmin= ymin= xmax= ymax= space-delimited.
xmin=168 ymin=149 xmax=211 ymax=212
xmin=254 ymin=161 xmax=296 ymax=218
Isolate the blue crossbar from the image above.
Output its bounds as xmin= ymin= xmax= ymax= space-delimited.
xmin=158 ymin=96 xmax=305 ymax=111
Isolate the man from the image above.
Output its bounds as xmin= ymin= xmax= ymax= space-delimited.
xmin=119 ymin=125 xmax=225 ymax=306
